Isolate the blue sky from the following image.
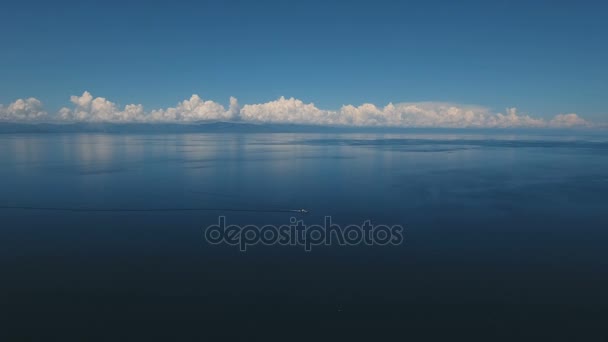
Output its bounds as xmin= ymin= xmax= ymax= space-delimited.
xmin=0 ymin=0 xmax=606 ymax=125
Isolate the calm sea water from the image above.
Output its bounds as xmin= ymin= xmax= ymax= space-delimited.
xmin=1 ymin=132 xmax=607 ymax=340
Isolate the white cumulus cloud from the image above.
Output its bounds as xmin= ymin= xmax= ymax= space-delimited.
xmin=240 ymin=99 xmax=585 ymax=128
xmin=240 ymin=97 xmax=336 ymax=124
xmin=57 ymin=92 xmax=238 ymax=123
xmin=549 ymin=113 xmax=589 ymax=128
xmin=149 ymin=95 xmax=239 ymax=122
xmin=334 ymin=103 xmax=547 ymax=128
xmin=0 ymin=98 xmax=47 ymax=121
xmin=59 ymin=91 xmax=143 ymax=122
xmin=0 ymin=91 xmax=596 ymax=128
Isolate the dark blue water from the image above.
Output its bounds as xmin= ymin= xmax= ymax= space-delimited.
xmin=1 ymin=132 xmax=607 ymax=340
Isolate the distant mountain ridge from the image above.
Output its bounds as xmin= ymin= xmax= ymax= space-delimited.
xmin=0 ymin=121 xmax=604 ymax=135
xmin=0 ymin=122 xmax=328 ymax=133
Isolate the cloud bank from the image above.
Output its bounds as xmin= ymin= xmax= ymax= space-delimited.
xmin=0 ymin=98 xmax=47 ymax=121
xmin=0 ymin=91 xmax=594 ymax=128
